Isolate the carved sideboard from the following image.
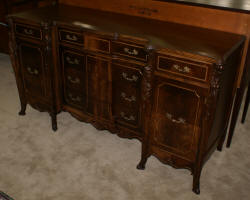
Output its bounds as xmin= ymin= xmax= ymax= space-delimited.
xmin=7 ymin=4 xmax=245 ymax=194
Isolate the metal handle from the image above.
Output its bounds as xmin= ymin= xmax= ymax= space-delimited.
xmin=122 ymin=72 xmax=138 ymax=82
xmin=121 ymin=92 xmax=136 ymax=102
xmin=166 ymin=113 xmax=186 ymax=124
xmin=66 ymin=56 xmax=80 ymax=65
xmin=124 ymin=47 xmax=139 ymax=56
xmin=173 ymin=64 xmax=191 ymax=73
xmin=67 ymin=76 xmax=80 ymax=84
xmin=27 ymin=67 xmax=39 ymax=75
xmin=66 ymin=34 xmax=78 ymax=41
xmin=120 ymin=112 xmax=135 ymax=121
xmin=24 ymin=29 xmax=33 ymax=35
xmin=0 ymin=22 xmax=8 ymax=27
xmin=68 ymin=93 xmax=81 ymax=102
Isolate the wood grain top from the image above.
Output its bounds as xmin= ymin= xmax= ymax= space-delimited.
xmin=155 ymin=0 xmax=250 ymax=13
xmin=8 ymin=4 xmax=245 ymax=64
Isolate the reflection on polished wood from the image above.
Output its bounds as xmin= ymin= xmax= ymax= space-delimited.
xmin=155 ymin=0 xmax=250 ymax=12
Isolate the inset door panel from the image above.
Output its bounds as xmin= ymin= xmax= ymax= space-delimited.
xmin=152 ymin=79 xmax=201 ymax=157
xmin=18 ymin=42 xmax=48 ymax=99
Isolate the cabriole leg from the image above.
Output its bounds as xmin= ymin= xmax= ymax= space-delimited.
xmin=50 ymin=113 xmax=57 ymax=131
xmin=19 ymin=103 xmax=27 ymax=116
xmin=192 ymin=169 xmax=201 ymax=195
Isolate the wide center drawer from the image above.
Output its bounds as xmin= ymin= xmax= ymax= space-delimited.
xmin=112 ymin=41 xmax=147 ymax=61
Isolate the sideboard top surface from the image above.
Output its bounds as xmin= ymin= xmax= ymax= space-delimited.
xmin=155 ymin=0 xmax=250 ymax=13
xmin=9 ymin=4 xmax=245 ymax=64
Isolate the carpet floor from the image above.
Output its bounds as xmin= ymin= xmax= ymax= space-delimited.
xmin=0 ymin=53 xmax=249 ymax=200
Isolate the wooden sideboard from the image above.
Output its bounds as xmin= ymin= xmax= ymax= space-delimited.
xmin=7 ymin=4 xmax=245 ymax=194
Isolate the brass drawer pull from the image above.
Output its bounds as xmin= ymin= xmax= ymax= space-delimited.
xmin=124 ymin=47 xmax=139 ymax=56
xmin=68 ymin=93 xmax=81 ymax=102
xmin=120 ymin=112 xmax=135 ymax=121
xmin=66 ymin=34 xmax=78 ymax=41
xmin=166 ymin=113 xmax=186 ymax=124
xmin=122 ymin=72 xmax=138 ymax=82
xmin=66 ymin=56 xmax=80 ymax=65
xmin=24 ymin=29 xmax=33 ymax=35
xmin=27 ymin=67 xmax=39 ymax=75
xmin=173 ymin=64 xmax=191 ymax=73
xmin=121 ymin=92 xmax=136 ymax=102
xmin=67 ymin=76 xmax=80 ymax=84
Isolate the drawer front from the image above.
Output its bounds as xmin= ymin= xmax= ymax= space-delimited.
xmin=85 ymin=36 xmax=110 ymax=53
xmin=113 ymin=105 xmax=141 ymax=128
xmin=157 ymin=56 xmax=208 ymax=82
xmin=59 ymin=29 xmax=84 ymax=45
xmin=64 ymin=89 xmax=86 ymax=109
xmin=15 ymin=24 xmax=42 ymax=40
xmin=62 ymin=50 xmax=85 ymax=70
xmin=64 ymin=68 xmax=85 ymax=91
xmin=112 ymin=41 xmax=147 ymax=61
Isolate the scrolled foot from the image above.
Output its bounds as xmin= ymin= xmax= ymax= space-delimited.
xmin=50 ymin=113 xmax=58 ymax=132
xmin=136 ymin=163 xmax=146 ymax=170
xmin=192 ymin=187 xmax=200 ymax=195
xmin=18 ymin=110 xmax=26 ymax=116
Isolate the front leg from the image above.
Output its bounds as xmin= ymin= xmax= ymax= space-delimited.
xmin=19 ymin=103 xmax=27 ymax=116
xmin=50 ymin=113 xmax=57 ymax=131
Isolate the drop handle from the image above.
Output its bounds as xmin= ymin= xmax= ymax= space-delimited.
xmin=120 ymin=112 xmax=135 ymax=121
xmin=24 ymin=29 xmax=34 ymax=35
xmin=172 ymin=64 xmax=191 ymax=73
xmin=67 ymin=76 xmax=80 ymax=84
xmin=122 ymin=72 xmax=138 ymax=82
xmin=68 ymin=93 xmax=81 ymax=102
xmin=66 ymin=34 xmax=78 ymax=41
xmin=124 ymin=47 xmax=139 ymax=56
xmin=66 ymin=56 xmax=80 ymax=65
xmin=166 ymin=113 xmax=186 ymax=124
xmin=27 ymin=67 xmax=39 ymax=75
xmin=121 ymin=92 xmax=136 ymax=102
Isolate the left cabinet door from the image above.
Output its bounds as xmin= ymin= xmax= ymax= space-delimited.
xmin=17 ymin=40 xmax=51 ymax=103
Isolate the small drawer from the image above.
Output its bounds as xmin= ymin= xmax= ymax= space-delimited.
xmin=64 ymin=68 xmax=85 ymax=91
xmin=112 ymin=41 xmax=147 ymax=61
xmin=85 ymin=36 xmax=110 ymax=53
xmin=113 ymin=106 xmax=141 ymax=128
xmin=157 ymin=56 xmax=208 ymax=82
xmin=59 ymin=29 xmax=84 ymax=45
xmin=62 ymin=50 xmax=85 ymax=70
xmin=64 ymin=89 xmax=86 ymax=109
xmin=15 ymin=24 xmax=42 ymax=40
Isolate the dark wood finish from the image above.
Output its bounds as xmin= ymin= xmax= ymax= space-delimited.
xmin=241 ymin=83 xmax=250 ymax=123
xmin=8 ymin=5 xmax=245 ymax=194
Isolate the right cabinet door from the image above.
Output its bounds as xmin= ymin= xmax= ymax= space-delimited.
xmin=152 ymin=77 xmax=202 ymax=159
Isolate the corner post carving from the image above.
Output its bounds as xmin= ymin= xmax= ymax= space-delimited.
xmin=8 ymin=17 xmax=27 ymax=115
xmin=193 ymin=63 xmax=225 ymax=194
xmin=137 ymin=45 xmax=155 ymax=170
xmin=41 ymin=21 xmax=57 ymax=131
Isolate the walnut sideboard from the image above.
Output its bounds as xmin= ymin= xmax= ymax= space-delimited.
xmin=7 ymin=4 xmax=245 ymax=194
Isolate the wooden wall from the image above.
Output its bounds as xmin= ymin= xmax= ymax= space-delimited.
xmin=59 ymin=0 xmax=250 ymax=85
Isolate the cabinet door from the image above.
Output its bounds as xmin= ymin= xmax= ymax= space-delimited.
xmin=152 ymin=78 xmax=201 ymax=159
xmin=86 ymin=55 xmax=111 ymax=120
xmin=18 ymin=41 xmax=49 ymax=101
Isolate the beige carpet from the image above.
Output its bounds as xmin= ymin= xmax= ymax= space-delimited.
xmin=0 ymin=53 xmax=249 ymax=200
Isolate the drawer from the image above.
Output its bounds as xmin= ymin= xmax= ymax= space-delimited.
xmin=113 ymin=105 xmax=141 ymax=128
xmin=64 ymin=89 xmax=86 ymax=109
xmin=112 ymin=41 xmax=147 ymax=61
xmin=59 ymin=29 xmax=84 ymax=45
xmin=85 ymin=35 xmax=110 ymax=53
xmin=15 ymin=24 xmax=42 ymax=40
xmin=62 ymin=50 xmax=85 ymax=70
xmin=157 ymin=56 xmax=208 ymax=82
xmin=64 ymin=68 xmax=85 ymax=91
xmin=112 ymin=63 xmax=142 ymax=86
